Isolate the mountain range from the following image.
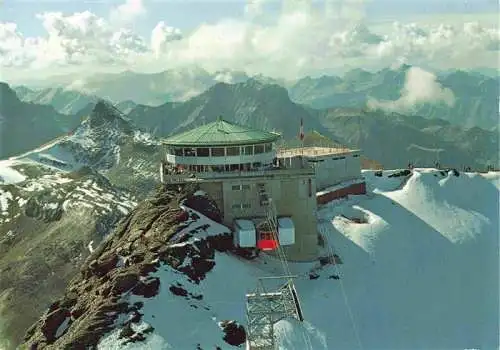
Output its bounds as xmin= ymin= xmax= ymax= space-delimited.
xmin=12 ymin=86 xmax=97 ymax=116
xmin=125 ymin=79 xmax=497 ymax=170
xmin=0 ymin=83 xmax=84 ymax=159
xmin=3 ymin=79 xmax=498 ymax=170
xmin=288 ymin=66 xmax=500 ymax=130
xmin=13 ymin=65 xmax=499 ymax=130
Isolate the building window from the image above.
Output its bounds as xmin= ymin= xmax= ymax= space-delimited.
xmin=260 ymin=231 xmax=274 ymax=240
xmin=353 ymin=154 xmax=360 ymax=158
xmin=254 ymin=144 xmax=265 ymax=154
xmin=242 ymin=145 xmax=253 ymax=155
xmin=231 ymin=203 xmax=251 ymax=209
xmin=211 ymin=147 xmax=225 ymax=157
xmin=184 ymin=148 xmax=196 ymax=157
xmin=226 ymin=147 xmax=240 ymax=156
xmin=197 ymin=148 xmax=209 ymax=157
xmin=174 ymin=147 xmax=183 ymax=156
xmin=232 ymin=184 xmax=251 ymax=191
xmin=264 ymin=143 xmax=272 ymax=152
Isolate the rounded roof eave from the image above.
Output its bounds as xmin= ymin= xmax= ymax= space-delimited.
xmin=162 ymin=133 xmax=281 ymax=147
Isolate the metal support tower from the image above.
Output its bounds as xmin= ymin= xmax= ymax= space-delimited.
xmin=246 ymin=276 xmax=304 ymax=350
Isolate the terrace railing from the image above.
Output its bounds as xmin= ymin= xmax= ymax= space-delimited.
xmin=162 ymin=166 xmax=315 ymax=184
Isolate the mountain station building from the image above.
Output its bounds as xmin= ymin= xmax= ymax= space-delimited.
xmin=160 ymin=117 xmax=365 ymax=261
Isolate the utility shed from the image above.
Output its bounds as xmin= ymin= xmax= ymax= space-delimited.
xmin=234 ymin=219 xmax=256 ymax=248
xmin=278 ymin=217 xmax=295 ymax=246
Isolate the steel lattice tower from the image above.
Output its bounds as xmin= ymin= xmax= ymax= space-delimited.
xmin=245 ymin=276 xmax=304 ymax=350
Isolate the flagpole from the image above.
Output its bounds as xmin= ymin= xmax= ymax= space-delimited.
xmin=300 ymin=118 xmax=304 ymax=156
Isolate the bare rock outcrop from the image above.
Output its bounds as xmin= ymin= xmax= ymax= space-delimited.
xmin=20 ymin=183 xmax=237 ymax=349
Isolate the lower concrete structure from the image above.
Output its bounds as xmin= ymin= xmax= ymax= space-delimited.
xmin=197 ymin=169 xmax=318 ymax=261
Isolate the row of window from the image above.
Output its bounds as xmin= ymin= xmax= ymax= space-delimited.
xmin=169 ymin=143 xmax=273 ymax=157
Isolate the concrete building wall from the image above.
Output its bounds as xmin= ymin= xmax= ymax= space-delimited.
xmin=275 ymin=176 xmax=317 ymax=261
xmin=199 ymin=173 xmax=318 ymax=261
xmin=310 ymin=152 xmax=362 ymax=190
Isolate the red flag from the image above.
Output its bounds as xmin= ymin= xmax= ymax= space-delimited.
xmin=299 ymin=118 xmax=304 ymax=141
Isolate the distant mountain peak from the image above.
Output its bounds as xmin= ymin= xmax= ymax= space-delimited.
xmin=86 ymin=100 xmax=133 ymax=133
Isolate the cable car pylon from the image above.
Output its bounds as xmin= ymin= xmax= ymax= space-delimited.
xmin=245 ymin=195 xmax=305 ymax=350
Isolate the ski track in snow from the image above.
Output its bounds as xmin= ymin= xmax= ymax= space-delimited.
xmin=92 ymin=169 xmax=499 ymax=350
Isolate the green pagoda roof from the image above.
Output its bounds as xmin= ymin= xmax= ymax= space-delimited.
xmin=162 ymin=117 xmax=281 ymax=146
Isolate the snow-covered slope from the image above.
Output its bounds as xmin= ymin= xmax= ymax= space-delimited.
xmin=96 ymin=168 xmax=499 ymax=350
xmin=0 ymin=156 xmax=137 ymax=348
xmin=8 ymin=101 xmax=163 ymax=199
xmin=0 ymin=159 xmax=136 ymax=227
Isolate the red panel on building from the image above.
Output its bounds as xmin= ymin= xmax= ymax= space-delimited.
xmin=317 ymin=182 xmax=367 ymax=205
xmin=257 ymin=239 xmax=278 ymax=250
xmin=257 ymin=230 xmax=279 ymax=250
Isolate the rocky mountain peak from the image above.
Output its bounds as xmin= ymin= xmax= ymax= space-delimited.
xmin=86 ymin=100 xmax=133 ymax=134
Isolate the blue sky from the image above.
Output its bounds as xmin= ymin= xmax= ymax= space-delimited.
xmin=2 ymin=0 xmax=497 ymax=37
xmin=0 ymin=0 xmax=498 ymax=83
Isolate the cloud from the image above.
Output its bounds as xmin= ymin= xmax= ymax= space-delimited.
xmin=325 ymin=0 xmax=368 ymax=22
xmin=7 ymin=10 xmax=149 ymax=70
xmin=151 ymin=21 xmax=183 ymax=59
xmin=0 ymin=0 xmax=499 ymax=83
xmin=110 ymin=0 xmax=146 ymax=26
xmin=367 ymin=66 xmax=456 ymax=112
xmin=244 ymin=0 xmax=268 ymax=18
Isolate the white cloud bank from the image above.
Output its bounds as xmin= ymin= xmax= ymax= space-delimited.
xmin=0 ymin=0 xmax=498 ymax=83
xmin=109 ymin=0 xmax=146 ymax=26
xmin=367 ymin=66 xmax=456 ymax=112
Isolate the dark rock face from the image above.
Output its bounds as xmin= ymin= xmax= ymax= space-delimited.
xmin=24 ymin=196 xmax=63 ymax=222
xmin=21 ymin=182 xmax=235 ymax=349
xmin=388 ymin=169 xmax=412 ymax=178
xmin=183 ymin=194 xmax=222 ymax=223
xmin=88 ymin=253 xmax=119 ymax=278
xmin=169 ymin=284 xmax=188 ymax=297
xmin=132 ymin=277 xmax=160 ymax=298
xmin=219 ymin=320 xmax=246 ymax=346
xmin=111 ymin=272 xmax=139 ymax=295
xmin=41 ymin=308 xmax=69 ymax=343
